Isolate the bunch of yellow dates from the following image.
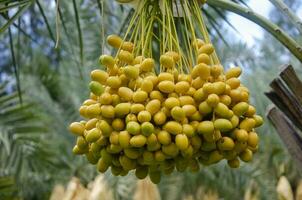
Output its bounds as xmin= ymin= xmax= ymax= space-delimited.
xmin=69 ymin=35 xmax=263 ymax=184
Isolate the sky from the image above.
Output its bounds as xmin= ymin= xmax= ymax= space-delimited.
xmin=228 ymin=1 xmax=302 ymax=46
xmin=228 ymin=0 xmax=273 ymax=46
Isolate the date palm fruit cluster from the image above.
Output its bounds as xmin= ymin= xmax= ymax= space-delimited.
xmin=69 ymin=34 xmax=263 ymax=184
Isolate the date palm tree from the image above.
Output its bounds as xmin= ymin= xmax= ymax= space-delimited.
xmin=0 ymin=0 xmax=301 ymax=199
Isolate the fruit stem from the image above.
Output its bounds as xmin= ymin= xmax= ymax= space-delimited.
xmin=183 ymin=0 xmax=198 ymax=70
xmin=191 ymin=0 xmax=220 ymax=65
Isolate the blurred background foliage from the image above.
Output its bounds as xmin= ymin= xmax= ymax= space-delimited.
xmin=0 ymin=0 xmax=301 ymax=199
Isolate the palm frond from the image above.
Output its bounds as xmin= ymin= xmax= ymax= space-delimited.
xmin=8 ymin=25 xmax=22 ymax=104
xmin=207 ymin=0 xmax=302 ymax=63
xmin=0 ymin=176 xmax=18 ymax=200
xmin=0 ymin=0 xmax=33 ymax=34
xmin=36 ymin=0 xmax=56 ymax=43
xmin=72 ymin=0 xmax=84 ymax=66
xmin=0 ymin=81 xmax=66 ymax=199
xmin=0 ymin=0 xmax=31 ymax=13
xmin=269 ymin=0 xmax=302 ymax=34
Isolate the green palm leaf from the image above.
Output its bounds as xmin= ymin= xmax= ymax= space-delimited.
xmin=0 ymin=176 xmax=18 ymax=200
xmin=0 ymin=82 xmax=63 ymax=199
xmin=0 ymin=0 xmax=33 ymax=34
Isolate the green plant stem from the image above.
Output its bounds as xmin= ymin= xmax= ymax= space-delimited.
xmin=0 ymin=1 xmax=32 ymax=34
xmin=207 ymin=0 xmax=302 ymax=63
xmin=72 ymin=0 xmax=84 ymax=67
xmin=96 ymin=0 xmax=105 ymax=54
xmin=55 ymin=0 xmax=60 ymax=48
xmin=36 ymin=0 xmax=55 ymax=43
xmin=0 ymin=0 xmax=31 ymax=13
xmin=8 ymin=26 xmax=23 ymax=104
xmin=268 ymin=0 xmax=302 ymax=34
